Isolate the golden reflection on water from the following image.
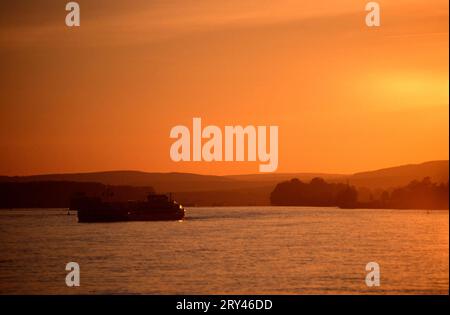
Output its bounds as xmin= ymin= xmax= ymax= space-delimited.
xmin=0 ymin=207 xmax=448 ymax=294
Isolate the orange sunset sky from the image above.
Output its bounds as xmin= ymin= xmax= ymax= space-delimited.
xmin=0 ymin=0 xmax=448 ymax=176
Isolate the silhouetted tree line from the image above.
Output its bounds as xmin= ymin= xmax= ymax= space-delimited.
xmin=377 ymin=177 xmax=448 ymax=210
xmin=270 ymin=177 xmax=358 ymax=207
xmin=270 ymin=177 xmax=449 ymax=210
xmin=0 ymin=181 xmax=155 ymax=208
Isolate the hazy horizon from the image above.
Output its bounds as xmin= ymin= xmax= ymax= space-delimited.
xmin=0 ymin=159 xmax=447 ymax=178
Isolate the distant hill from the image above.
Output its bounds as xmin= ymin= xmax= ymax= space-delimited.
xmin=0 ymin=160 xmax=447 ymax=206
xmin=0 ymin=171 xmax=239 ymax=193
xmin=0 ymin=171 xmax=336 ymax=193
xmin=347 ymin=160 xmax=449 ymax=189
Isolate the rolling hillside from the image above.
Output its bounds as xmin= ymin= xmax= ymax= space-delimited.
xmin=0 ymin=161 xmax=447 ymax=206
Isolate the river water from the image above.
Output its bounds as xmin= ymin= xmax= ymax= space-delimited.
xmin=0 ymin=207 xmax=448 ymax=294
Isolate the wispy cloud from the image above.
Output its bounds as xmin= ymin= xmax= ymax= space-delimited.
xmin=0 ymin=0 xmax=448 ymax=48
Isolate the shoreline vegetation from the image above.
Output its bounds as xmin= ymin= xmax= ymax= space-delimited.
xmin=0 ymin=161 xmax=448 ymax=210
xmin=271 ymin=177 xmax=449 ymax=210
xmin=0 ymin=181 xmax=154 ymax=209
xmin=0 ymin=179 xmax=447 ymax=210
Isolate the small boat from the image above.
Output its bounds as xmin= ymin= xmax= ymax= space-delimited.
xmin=71 ymin=193 xmax=185 ymax=223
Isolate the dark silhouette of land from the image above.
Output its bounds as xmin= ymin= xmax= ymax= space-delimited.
xmin=271 ymin=177 xmax=358 ymax=208
xmin=0 ymin=181 xmax=154 ymax=209
xmin=0 ymin=160 xmax=448 ymax=208
xmin=1 ymin=160 xmax=447 ymax=192
xmin=271 ymin=177 xmax=449 ymax=210
xmin=347 ymin=160 xmax=449 ymax=189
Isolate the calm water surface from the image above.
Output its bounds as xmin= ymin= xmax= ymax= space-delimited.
xmin=0 ymin=207 xmax=448 ymax=294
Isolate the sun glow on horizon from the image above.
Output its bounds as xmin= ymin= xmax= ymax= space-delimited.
xmin=0 ymin=0 xmax=448 ymax=175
